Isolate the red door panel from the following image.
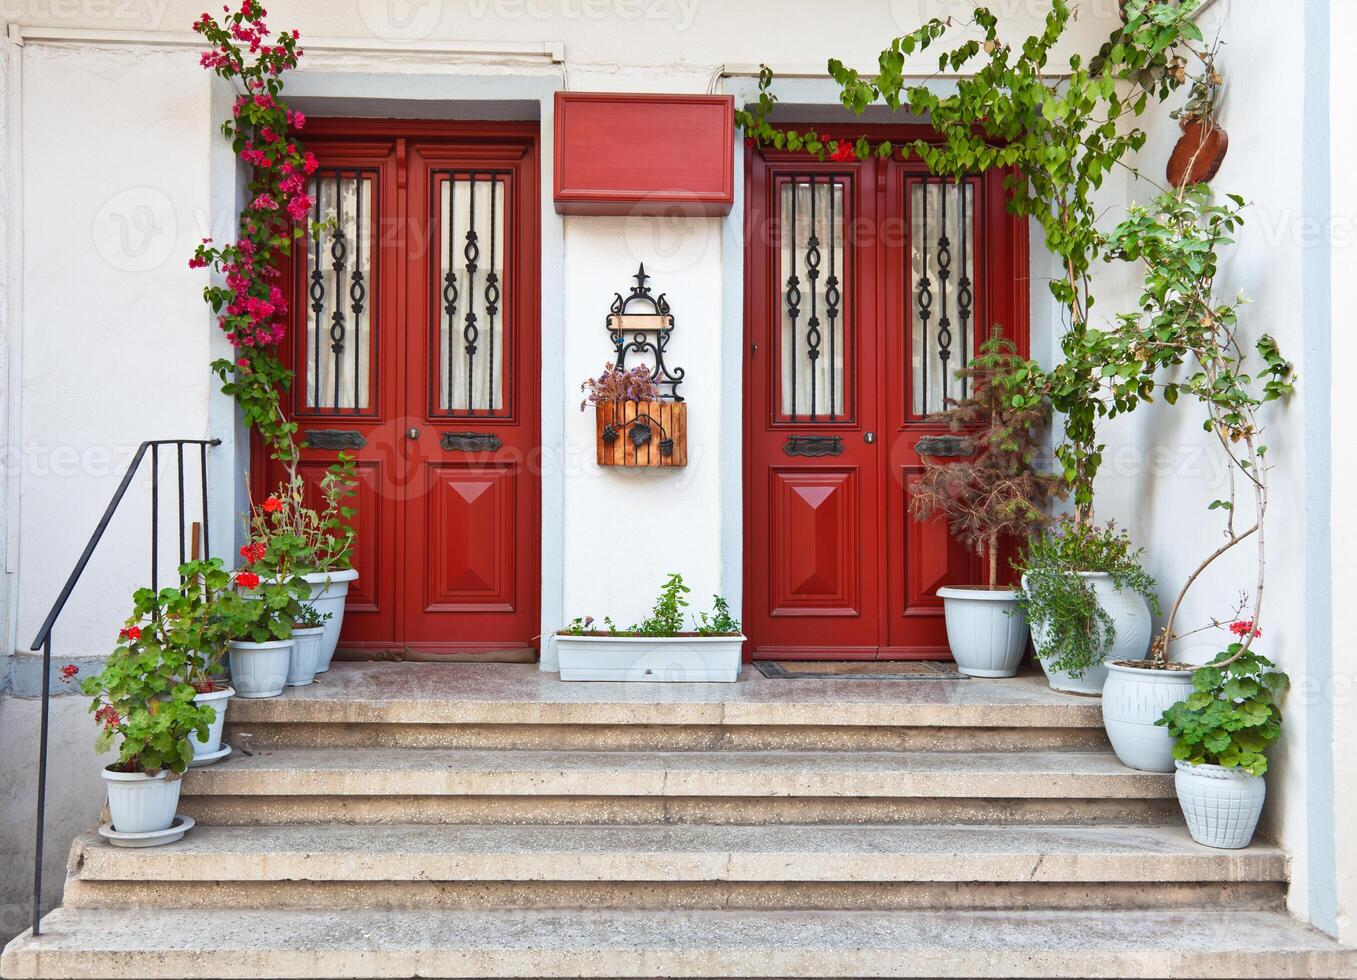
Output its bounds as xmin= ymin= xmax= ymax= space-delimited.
xmin=769 ymin=467 xmax=861 ymax=616
xmin=744 ymin=130 xmax=1027 ymax=661
xmin=258 ymin=120 xmax=540 ymax=657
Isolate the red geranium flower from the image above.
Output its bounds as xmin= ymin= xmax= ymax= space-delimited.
xmin=1229 ymin=620 xmax=1262 ymax=639
xmin=236 ymin=570 xmax=261 ymax=589
xmin=59 ymin=664 xmax=79 ymax=683
xmin=118 ymin=625 xmax=142 ymax=641
xmin=829 ymin=141 xmax=858 ymax=163
xmin=240 ymin=541 xmax=267 ymax=565
xmin=261 ymin=496 xmax=282 ymax=514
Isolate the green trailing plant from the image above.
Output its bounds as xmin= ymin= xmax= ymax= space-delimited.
xmin=1100 ymin=186 xmax=1293 ymax=667
xmin=910 ymin=329 xmax=1067 ymax=587
xmin=736 ymin=0 xmax=1211 ymax=518
xmin=1015 ymin=519 xmax=1160 ymax=678
xmin=1157 ymin=641 xmax=1288 ymax=775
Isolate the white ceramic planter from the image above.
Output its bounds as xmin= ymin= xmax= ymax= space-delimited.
xmin=190 ymin=686 xmax=234 ymax=759
xmin=555 ymin=634 xmax=745 ymax=682
xmin=287 ymin=626 xmax=326 ymax=687
xmin=228 ymin=639 xmax=293 ymax=699
xmin=1101 ymin=662 xmax=1196 ymax=772
xmin=1027 ymin=572 xmax=1153 ymax=695
xmin=302 ymin=568 xmax=358 ymax=673
xmin=1175 ymin=760 xmax=1265 ymax=849
xmin=936 ymin=586 xmax=1028 ymax=678
xmin=102 ymin=768 xmax=182 ymax=834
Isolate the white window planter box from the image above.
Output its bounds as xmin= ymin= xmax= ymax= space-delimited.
xmin=555 ymin=634 xmax=745 ymax=682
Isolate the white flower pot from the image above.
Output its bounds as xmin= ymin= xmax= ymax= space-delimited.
xmin=555 ymin=634 xmax=745 ymax=682
xmin=102 ymin=768 xmax=181 ymax=834
xmin=1027 ymin=572 xmax=1152 ymax=695
xmin=302 ymin=568 xmax=358 ymax=673
xmin=1102 ymin=662 xmax=1196 ymax=772
xmin=190 ymin=686 xmax=234 ymax=759
xmin=936 ymin=586 xmax=1028 ymax=678
xmin=287 ymin=626 xmax=326 ymax=687
xmin=228 ymin=639 xmax=293 ymax=699
xmin=1175 ymin=760 xmax=1265 ymax=849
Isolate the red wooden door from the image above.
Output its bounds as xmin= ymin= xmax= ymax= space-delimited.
xmin=261 ymin=120 xmax=541 ymax=657
xmin=743 ymin=133 xmax=1027 ymax=660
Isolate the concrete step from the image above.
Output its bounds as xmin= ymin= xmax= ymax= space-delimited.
xmin=60 ymin=822 xmax=1288 ymax=912
xmin=223 ymin=662 xmax=1107 ymax=752
xmin=178 ymin=747 xmax=1174 ymax=827
xmin=5 ymin=906 xmax=1351 ymax=978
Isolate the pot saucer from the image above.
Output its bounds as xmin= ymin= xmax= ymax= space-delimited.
xmin=189 ymin=744 xmax=232 ymax=767
xmin=97 ymin=814 xmax=195 ymax=848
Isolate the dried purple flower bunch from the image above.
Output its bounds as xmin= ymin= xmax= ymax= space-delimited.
xmin=579 ymin=362 xmax=661 ymax=411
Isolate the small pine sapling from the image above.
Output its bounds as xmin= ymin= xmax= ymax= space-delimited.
xmin=910 ymin=329 xmax=1066 ymax=587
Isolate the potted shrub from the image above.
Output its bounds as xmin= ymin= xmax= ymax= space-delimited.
xmin=78 ymin=613 xmax=217 ymax=836
xmin=1158 ymin=640 xmax=1287 ymax=849
xmin=1016 ymin=520 xmax=1158 ymax=695
xmin=910 ymin=331 xmax=1065 ymax=677
xmin=220 ymin=565 xmax=309 ymax=699
xmin=555 ymin=573 xmax=744 ymax=682
xmin=287 ymin=604 xmax=330 ymax=687
xmin=1095 ymin=188 xmax=1295 ymax=770
xmin=243 ymin=457 xmax=358 ymax=672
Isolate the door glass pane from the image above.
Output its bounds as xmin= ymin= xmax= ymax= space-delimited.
xmin=436 ymin=172 xmax=509 ymax=416
xmin=303 ymin=171 xmax=375 ymax=413
xmin=909 ymin=179 xmax=976 ymax=416
xmin=778 ymin=176 xmax=848 ymax=422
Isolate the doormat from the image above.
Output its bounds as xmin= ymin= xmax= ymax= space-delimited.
xmin=755 ymin=660 xmax=968 ymax=681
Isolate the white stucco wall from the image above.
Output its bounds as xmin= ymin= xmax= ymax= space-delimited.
xmin=1087 ymin=0 xmax=1340 ymax=932
xmin=0 ymin=0 xmax=1349 ymax=942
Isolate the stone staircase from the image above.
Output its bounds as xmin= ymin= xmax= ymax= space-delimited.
xmin=3 ymin=662 xmax=1352 ymax=978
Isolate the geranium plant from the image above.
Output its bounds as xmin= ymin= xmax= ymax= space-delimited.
xmin=1158 ymin=639 xmax=1289 ymax=776
xmin=78 ymin=583 xmax=224 ymax=774
xmin=244 ymin=465 xmax=358 ymax=576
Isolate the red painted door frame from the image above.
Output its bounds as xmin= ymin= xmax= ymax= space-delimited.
xmin=253 ymin=118 xmax=541 ymax=658
xmin=742 ymin=127 xmax=1029 ymax=661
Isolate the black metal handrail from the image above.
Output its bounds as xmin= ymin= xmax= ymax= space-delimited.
xmin=28 ymin=438 xmax=220 ymax=937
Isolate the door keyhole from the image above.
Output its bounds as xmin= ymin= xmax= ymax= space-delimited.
xmin=407 ymin=427 xmax=421 ymax=440
xmin=864 ymin=431 xmax=876 ymax=444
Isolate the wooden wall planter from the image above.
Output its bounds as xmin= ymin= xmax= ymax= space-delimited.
xmin=595 ymin=400 xmax=687 ymax=467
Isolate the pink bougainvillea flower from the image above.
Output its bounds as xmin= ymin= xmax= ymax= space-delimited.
xmin=250 ymin=193 xmax=278 ymax=211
